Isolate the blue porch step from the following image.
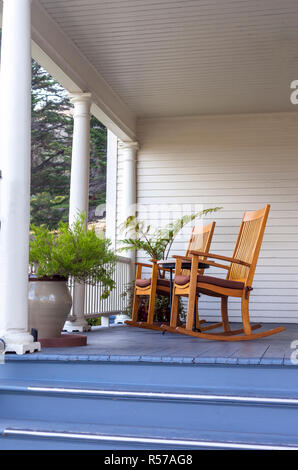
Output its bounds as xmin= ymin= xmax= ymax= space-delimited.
xmin=0 ymin=358 xmax=298 ymax=449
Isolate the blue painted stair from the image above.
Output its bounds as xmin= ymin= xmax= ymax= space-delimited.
xmin=1 ymin=357 xmax=298 ymax=449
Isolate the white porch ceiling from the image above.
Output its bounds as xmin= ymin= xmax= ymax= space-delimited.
xmin=39 ymin=0 xmax=298 ymax=118
xmin=0 ymin=0 xmax=294 ymax=120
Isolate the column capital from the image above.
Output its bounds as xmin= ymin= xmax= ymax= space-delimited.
xmin=69 ymin=93 xmax=92 ymax=119
xmin=119 ymin=140 xmax=139 ymax=152
xmin=69 ymin=92 xmax=92 ymax=106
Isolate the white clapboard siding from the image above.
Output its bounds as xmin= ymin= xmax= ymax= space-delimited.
xmin=116 ymin=112 xmax=298 ymax=323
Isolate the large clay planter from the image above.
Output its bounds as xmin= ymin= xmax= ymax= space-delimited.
xmin=28 ymin=275 xmax=72 ymax=339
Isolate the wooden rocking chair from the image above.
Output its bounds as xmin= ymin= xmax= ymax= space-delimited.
xmin=125 ymin=222 xmax=216 ymax=331
xmin=162 ymin=205 xmax=285 ymax=341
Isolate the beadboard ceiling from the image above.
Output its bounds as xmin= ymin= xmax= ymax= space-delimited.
xmin=28 ymin=1 xmax=298 ymax=117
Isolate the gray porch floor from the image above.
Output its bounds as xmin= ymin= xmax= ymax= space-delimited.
xmin=7 ymin=323 xmax=298 ymax=366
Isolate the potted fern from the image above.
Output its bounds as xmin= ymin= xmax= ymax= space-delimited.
xmin=28 ymin=213 xmax=117 ymax=339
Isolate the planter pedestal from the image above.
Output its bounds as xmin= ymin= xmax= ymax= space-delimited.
xmin=39 ymin=334 xmax=87 ymax=348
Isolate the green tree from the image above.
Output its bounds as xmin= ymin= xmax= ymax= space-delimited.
xmin=31 ymin=61 xmax=73 ymax=227
xmin=89 ymin=115 xmax=107 ymax=218
xmin=0 ymin=31 xmax=107 ymax=228
xmin=31 ymin=60 xmax=107 ymax=227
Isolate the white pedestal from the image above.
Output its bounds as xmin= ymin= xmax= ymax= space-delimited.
xmin=63 ymin=319 xmax=91 ymax=332
xmin=101 ymin=316 xmax=110 ymax=328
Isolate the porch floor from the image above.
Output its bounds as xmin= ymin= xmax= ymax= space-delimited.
xmin=8 ymin=323 xmax=298 ymax=366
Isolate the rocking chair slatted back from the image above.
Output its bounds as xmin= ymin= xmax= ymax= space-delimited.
xmin=183 ymin=222 xmax=216 ymax=276
xmin=228 ymin=205 xmax=270 ymax=285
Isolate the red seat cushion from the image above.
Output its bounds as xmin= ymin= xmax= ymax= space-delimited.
xmin=174 ymin=275 xmax=190 ymax=285
xmin=175 ymin=274 xmax=244 ymax=290
xmin=135 ymin=278 xmax=151 ymax=288
xmin=135 ymin=278 xmax=171 ymax=288
xmin=198 ymin=275 xmax=244 ymax=290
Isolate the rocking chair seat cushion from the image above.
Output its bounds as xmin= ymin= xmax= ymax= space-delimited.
xmin=198 ymin=275 xmax=244 ymax=290
xmin=174 ymin=275 xmax=191 ymax=285
xmin=135 ymin=278 xmax=151 ymax=288
xmin=136 ymin=278 xmax=170 ymax=288
xmin=175 ymin=274 xmax=244 ymax=290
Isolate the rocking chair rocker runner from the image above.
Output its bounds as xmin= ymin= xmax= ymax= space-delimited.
xmin=161 ymin=205 xmax=285 ymax=341
xmin=125 ymin=222 xmax=216 ymax=331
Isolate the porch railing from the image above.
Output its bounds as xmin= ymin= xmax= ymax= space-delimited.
xmin=68 ymin=255 xmax=132 ymax=319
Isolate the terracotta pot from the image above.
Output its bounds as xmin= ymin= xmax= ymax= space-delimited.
xmin=28 ymin=275 xmax=72 ymax=339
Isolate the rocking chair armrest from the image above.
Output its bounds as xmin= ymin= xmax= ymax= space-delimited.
xmin=172 ymin=255 xmax=192 ymax=261
xmin=198 ymin=259 xmax=230 ymax=270
xmin=189 ymin=250 xmax=251 ymax=268
xmin=135 ymin=262 xmax=154 ymax=268
xmin=157 ymin=267 xmax=173 ymax=273
xmin=156 ymin=258 xmax=184 ymax=272
xmin=149 ymin=259 xmax=172 ymax=272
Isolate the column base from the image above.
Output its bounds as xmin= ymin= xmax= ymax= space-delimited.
xmin=0 ymin=331 xmax=41 ymax=355
xmin=5 ymin=342 xmax=41 ymax=355
xmin=63 ymin=320 xmax=91 ymax=333
xmin=101 ymin=316 xmax=110 ymax=328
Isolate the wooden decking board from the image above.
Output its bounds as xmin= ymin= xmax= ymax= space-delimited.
xmin=4 ymin=324 xmax=298 ymax=366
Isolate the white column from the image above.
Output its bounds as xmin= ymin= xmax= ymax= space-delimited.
xmin=63 ymin=93 xmax=92 ymax=332
xmin=0 ymin=0 xmax=40 ymax=354
xmin=105 ymin=130 xmax=118 ymax=250
xmin=119 ymin=141 xmax=138 ymax=281
xmin=120 ymin=141 xmax=138 ymax=223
